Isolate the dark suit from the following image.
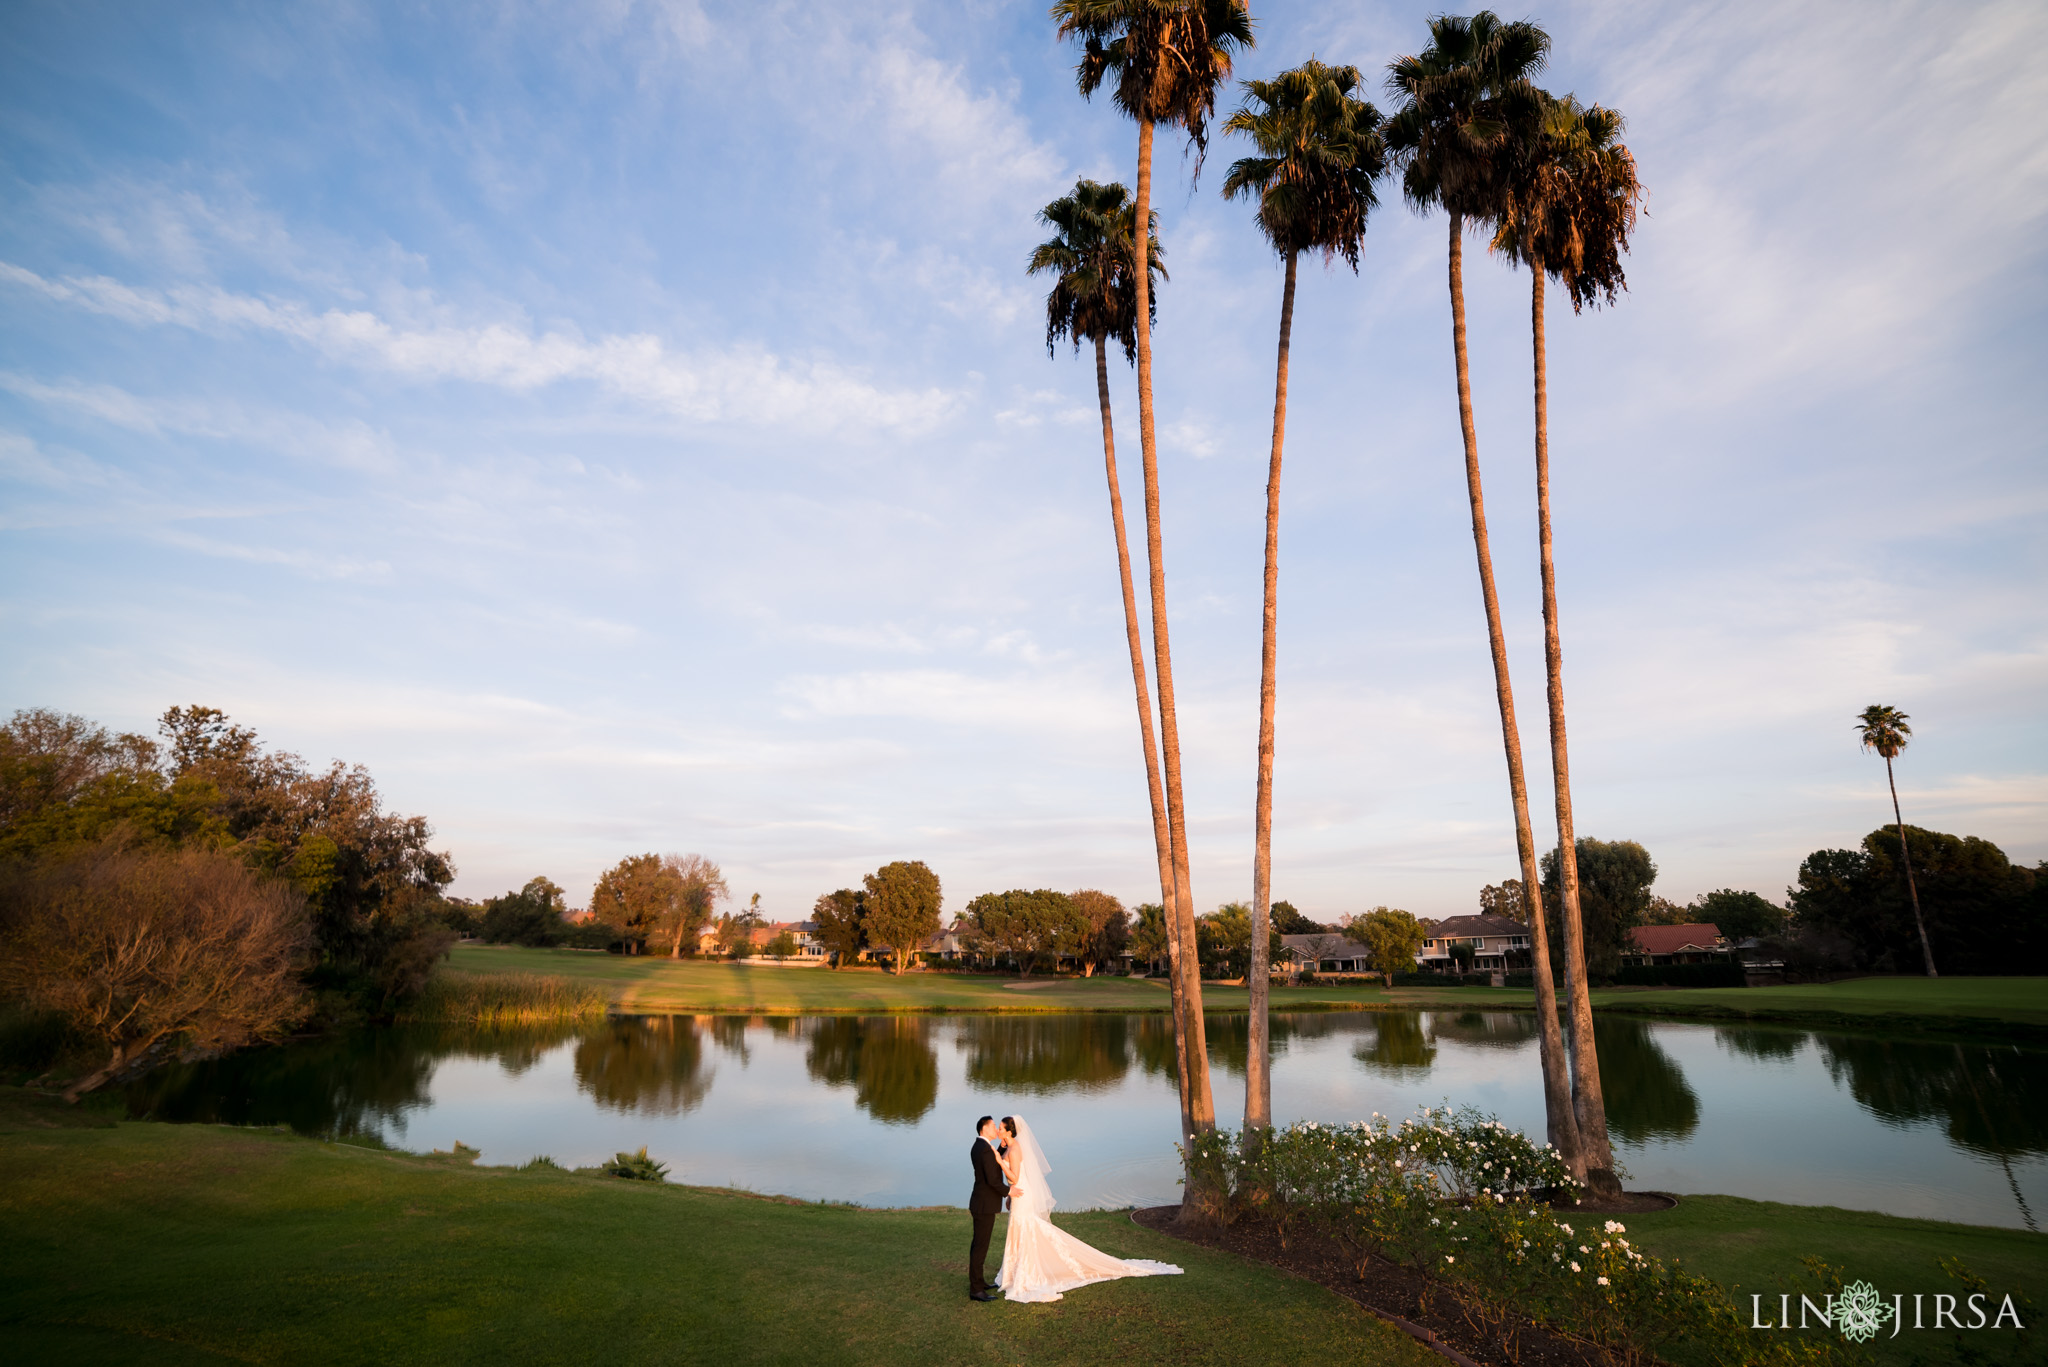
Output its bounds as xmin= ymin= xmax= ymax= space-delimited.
xmin=968 ymin=1136 xmax=1008 ymax=1295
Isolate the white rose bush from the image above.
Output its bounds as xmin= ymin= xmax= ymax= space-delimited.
xmin=1184 ymin=1106 xmax=1865 ymax=1366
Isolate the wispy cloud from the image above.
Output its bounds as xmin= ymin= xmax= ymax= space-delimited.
xmin=1 ymin=262 xmax=959 ymax=434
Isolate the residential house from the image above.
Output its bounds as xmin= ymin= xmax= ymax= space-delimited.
xmin=1624 ymin=923 xmax=1727 ymax=966
xmin=1279 ymin=931 xmax=1370 ymax=975
xmin=1417 ymin=914 xmax=1532 ymax=973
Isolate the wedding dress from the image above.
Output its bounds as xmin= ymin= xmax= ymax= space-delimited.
xmin=994 ymin=1116 xmax=1182 ymax=1303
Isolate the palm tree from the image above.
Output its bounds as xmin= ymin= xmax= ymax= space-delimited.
xmin=1490 ymin=91 xmax=1642 ymax=1192
xmin=1221 ymin=58 xmax=1386 ymax=1140
xmin=1385 ymin=12 xmax=1610 ymax=1192
xmin=1053 ymin=0 xmax=1254 ymax=1190
xmin=1857 ymin=704 xmax=1937 ymax=976
xmin=1026 ymin=179 xmax=1182 ymax=1050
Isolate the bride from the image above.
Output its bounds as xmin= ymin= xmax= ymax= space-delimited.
xmin=993 ymin=1115 xmax=1182 ymax=1303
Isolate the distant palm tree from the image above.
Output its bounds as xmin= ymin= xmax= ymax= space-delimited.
xmin=1054 ymin=0 xmax=1254 ymax=1185
xmin=1490 ymin=91 xmax=1642 ymax=1187
xmin=1857 ymin=704 xmax=1936 ymax=976
xmin=1385 ymin=13 xmax=1612 ymax=1192
xmin=1027 ymin=178 xmax=1179 ymax=1021
xmin=1221 ymin=58 xmax=1387 ymax=1140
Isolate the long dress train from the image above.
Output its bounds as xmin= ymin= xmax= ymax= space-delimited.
xmin=993 ymin=1116 xmax=1181 ymax=1304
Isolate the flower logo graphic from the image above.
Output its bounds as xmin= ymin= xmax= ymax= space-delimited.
xmin=1834 ymin=1281 xmax=1895 ymax=1343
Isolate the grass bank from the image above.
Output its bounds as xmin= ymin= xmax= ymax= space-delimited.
xmin=395 ymin=969 xmax=610 ymax=1024
xmin=1625 ymin=1194 xmax=2042 ymax=1365
xmin=0 ymin=1097 xmax=1438 ymax=1367
xmin=445 ymin=947 xmax=2048 ymax=1036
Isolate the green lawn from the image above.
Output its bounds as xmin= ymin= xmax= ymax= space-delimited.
xmin=1591 ymin=976 xmax=2048 ymax=1035
xmin=1625 ymin=1194 xmax=2043 ymax=1365
xmin=0 ymin=1102 xmax=1438 ymax=1367
xmin=447 ymin=947 xmax=2048 ymax=1036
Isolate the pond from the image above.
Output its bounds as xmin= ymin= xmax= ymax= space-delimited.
xmin=129 ymin=1010 xmax=2048 ymax=1231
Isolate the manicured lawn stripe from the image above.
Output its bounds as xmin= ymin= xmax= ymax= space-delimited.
xmin=445 ymin=947 xmax=2048 ymax=1035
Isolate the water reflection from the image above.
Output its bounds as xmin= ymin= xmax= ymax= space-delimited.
xmin=575 ymin=1017 xmax=713 ymax=1116
xmin=1592 ymin=1017 xmax=1700 ymax=1144
xmin=1819 ymin=1037 xmax=2048 ymax=1160
xmin=1431 ymin=1011 xmax=1541 ymax=1050
xmin=957 ymin=1015 xmax=1130 ymax=1094
xmin=1356 ymin=1012 xmax=1437 ymax=1076
xmin=804 ymin=1018 xmax=938 ymax=1125
xmin=118 ymin=1009 xmax=2047 ymax=1229
xmin=130 ymin=1022 xmax=582 ymax=1137
xmin=1714 ymin=1027 xmax=1809 ymax=1062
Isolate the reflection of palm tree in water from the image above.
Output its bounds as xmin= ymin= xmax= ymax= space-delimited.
xmin=1591 ymin=1017 xmax=1699 ymax=1144
xmin=958 ymin=1015 xmax=1131 ymax=1095
xmin=574 ymin=1016 xmax=713 ymax=1116
xmin=804 ymin=1017 xmax=938 ymax=1125
xmin=1820 ymin=1035 xmax=2044 ymax=1232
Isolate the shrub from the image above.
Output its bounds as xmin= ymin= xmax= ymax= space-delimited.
xmin=1182 ymin=1109 xmax=1823 ymax=1366
xmin=520 ymin=1155 xmax=566 ymax=1173
xmin=602 ymin=1146 xmax=668 ymax=1181
xmin=0 ymin=840 xmax=312 ymax=1099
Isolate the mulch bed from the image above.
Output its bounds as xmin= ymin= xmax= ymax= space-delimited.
xmin=1132 ymin=1196 xmax=1672 ymax=1367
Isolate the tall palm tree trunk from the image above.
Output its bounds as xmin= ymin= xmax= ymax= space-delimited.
xmin=1095 ymin=331 xmax=1192 ymax=1133
xmin=1246 ymin=249 xmax=1298 ymax=1139
xmin=1886 ymin=757 xmax=1937 ymax=976
xmin=1448 ymin=214 xmax=1584 ymax=1180
xmin=1530 ymin=262 xmax=1616 ymax=1191
xmin=1131 ymin=119 xmax=1216 ymax=1169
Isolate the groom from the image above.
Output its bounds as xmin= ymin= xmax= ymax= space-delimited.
xmin=968 ymin=1115 xmax=1017 ymax=1301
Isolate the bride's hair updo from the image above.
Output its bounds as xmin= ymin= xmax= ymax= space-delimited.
xmin=1002 ymin=1116 xmax=1018 ymax=1137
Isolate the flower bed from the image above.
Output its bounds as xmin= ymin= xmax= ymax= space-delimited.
xmin=1184 ymin=1109 xmax=1862 ymax=1366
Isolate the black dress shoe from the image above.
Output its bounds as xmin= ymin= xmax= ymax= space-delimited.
xmin=971 ymin=1290 xmax=999 ymax=1302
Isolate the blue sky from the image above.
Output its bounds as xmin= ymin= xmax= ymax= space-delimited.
xmin=3 ymin=0 xmax=2042 ymax=921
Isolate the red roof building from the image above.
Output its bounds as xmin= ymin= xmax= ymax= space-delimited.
xmin=1626 ymin=923 xmax=1727 ymax=963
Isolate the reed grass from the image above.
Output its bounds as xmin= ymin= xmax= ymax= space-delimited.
xmin=396 ymin=970 xmax=610 ymax=1024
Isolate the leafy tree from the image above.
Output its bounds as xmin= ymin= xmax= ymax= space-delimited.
xmin=481 ymin=877 xmax=568 ymax=947
xmin=1386 ymin=12 xmax=1600 ymax=1191
xmin=660 ymin=854 xmax=728 ymax=958
xmin=1222 ymin=55 xmax=1389 ymax=1140
xmin=1343 ymin=906 xmax=1427 ymax=986
xmin=1055 ymin=0 xmax=1252 ymax=1173
xmin=764 ymin=930 xmax=799 ymax=961
xmin=0 ymin=839 xmax=311 ymax=1100
xmin=573 ymin=1016 xmax=711 ymax=1116
xmin=4 ymin=706 xmax=453 ymax=1011
xmin=1789 ymin=828 xmax=2038 ymax=976
xmin=1128 ymin=901 xmax=1170 ymax=974
xmin=810 ymin=888 xmax=867 ymax=968
xmin=964 ymin=888 xmax=1072 ymax=976
xmin=1856 ymin=704 xmax=1937 ymax=976
xmin=1690 ymin=889 xmax=1787 ymax=942
xmin=861 ymin=860 xmax=941 ymax=976
xmin=1478 ymin=877 xmax=1528 ymax=921
xmin=1268 ymin=899 xmax=1319 ymax=935
xmin=1541 ymin=837 xmax=1656 ymax=977
xmin=1067 ymin=889 xmax=1131 ymax=975
xmin=589 ymin=855 xmax=672 ymax=953
xmin=1195 ymin=902 xmax=1279 ymax=980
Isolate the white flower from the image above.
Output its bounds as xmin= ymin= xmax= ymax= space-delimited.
xmin=1597 ymin=1276 xmax=1610 ymax=1286
xmin=1431 ymin=1218 xmax=1440 ymax=1227
xmin=1445 ymin=1255 xmax=1455 ymax=1264
xmin=1495 ymin=1194 xmax=1505 ymax=1204
xmin=1557 ymin=1223 xmax=1573 ymax=1235
xmin=1604 ymin=1220 xmax=1626 ymax=1234
xmin=1570 ymin=1261 xmax=1581 ymax=1273
xmin=1579 ymin=1246 xmax=1589 ymax=1254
